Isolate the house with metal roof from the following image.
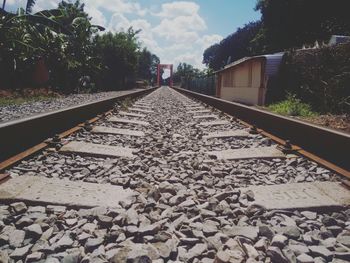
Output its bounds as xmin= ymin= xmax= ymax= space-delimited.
xmin=215 ymin=52 xmax=285 ymax=105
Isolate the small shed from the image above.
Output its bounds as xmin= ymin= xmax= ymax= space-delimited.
xmin=215 ymin=52 xmax=284 ymax=105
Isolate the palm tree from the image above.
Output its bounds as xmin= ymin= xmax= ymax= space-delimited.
xmin=25 ymin=0 xmax=36 ymax=13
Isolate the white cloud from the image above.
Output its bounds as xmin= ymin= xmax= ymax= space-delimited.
xmin=196 ymin=34 xmax=223 ymax=49
xmin=85 ymin=6 xmax=107 ymax=27
xmin=153 ymin=13 xmax=206 ymax=42
xmin=108 ymin=14 xmax=163 ymax=55
xmin=156 ymin=1 xmax=200 ymax=18
xmin=85 ymin=0 xmax=147 ymax=16
xmin=5 ymin=0 xmax=218 ymax=70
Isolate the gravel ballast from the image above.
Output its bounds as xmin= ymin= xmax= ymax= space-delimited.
xmin=0 ymin=90 xmax=140 ymax=123
xmin=2 ymin=87 xmax=348 ymax=263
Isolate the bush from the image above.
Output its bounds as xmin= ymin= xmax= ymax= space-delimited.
xmin=268 ymin=93 xmax=317 ymax=117
xmin=279 ymin=43 xmax=350 ymax=114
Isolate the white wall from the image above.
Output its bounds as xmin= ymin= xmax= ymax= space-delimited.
xmin=219 ymin=59 xmax=264 ymax=105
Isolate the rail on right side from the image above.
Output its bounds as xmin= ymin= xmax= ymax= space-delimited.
xmin=173 ymin=87 xmax=350 ymax=175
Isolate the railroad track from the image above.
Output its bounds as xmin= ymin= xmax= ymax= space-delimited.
xmin=0 ymin=86 xmax=349 ymax=262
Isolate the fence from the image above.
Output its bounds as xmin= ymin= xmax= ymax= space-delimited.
xmin=181 ymin=75 xmax=216 ymax=96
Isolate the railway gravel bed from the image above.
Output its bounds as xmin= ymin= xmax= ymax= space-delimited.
xmin=0 ymin=90 xmax=140 ymax=123
xmin=1 ymin=87 xmax=349 ymax=263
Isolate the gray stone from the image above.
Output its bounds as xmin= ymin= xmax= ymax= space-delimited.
xmin=10 ymin=202 xmax=27 ymax=214
xmin=222 ymin=226 xmax=259 ymax=241
xmin=187 ymin=243 xmax=207 ymax=260
xmin=85 ymin=237 xmax=104 ymax=252
xmin=289 ymin=244 xmax=310 ymax=256
xmin=254 ymin=237 xmax=269 ymax=251
xmin=259 ymin=225 xmax=274 ymax=240
xmin=266 ymin=246 xmax=289 ymax=263
xmin=214 ymin=250 xmax=230 ymax=263
xmin=26 ymin=224 xmax=43 ymax=238
xmin=271 ymin=235 xmax=288 ymax=249
xmin=44 ymin=257 xmax=60 ymax=263
xmin=61 ymin=253 xmax=81 ymax=263
xmin=26 ymin=252 xmax=44 ymax=262
xmin=243 ymin=243 xmax=259 ymax=259
xmin=296 ymin=253 xmax=314 ymax=263
xmin=309 ymin=246 xmax=333 ymax=260
xmin=337 ymin=235 xmax=350 ymax=247
xmin=9 ymin=229 xmax=25 ymax=247
xmin=138 ymin=223 xmax=160 ymax=236
xmin=283 ymin=226 xmax=301 ymax=239
xmin=10 ymin=244 xmax=32 ymax=260
xmin=55 ymin=235 xmax=74 ymax=250
xmin=334 ymin=251 xmax=350 ymax=261
xmin=301 ymin=211 xmax=317 ymax=220
xmin=0 ymin=251 xmax=9 ymax=263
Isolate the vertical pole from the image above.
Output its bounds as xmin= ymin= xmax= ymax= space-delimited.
xmin=157 ymin=64 xmax=160 ymax=87
xmin=170 ymin=65 xmax=173 ymax=88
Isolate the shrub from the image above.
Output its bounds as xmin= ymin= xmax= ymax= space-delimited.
xmin=268 ymin=93 xmax=317 ymax=117
xmin=279 ymin=43 xmax=350 ymax=114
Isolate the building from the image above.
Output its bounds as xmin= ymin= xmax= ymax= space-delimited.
xmin=328 ymin=35 xmax=350 ymax=46
xmin=215 ymin=52 xmax=284 ymax=106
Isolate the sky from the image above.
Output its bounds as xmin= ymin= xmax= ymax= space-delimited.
xmin=5 ymin=0 xmax=261 ymax=72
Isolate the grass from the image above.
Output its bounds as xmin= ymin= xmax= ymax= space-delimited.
xmin=268 ymin=94 xmax=318 ymax=117
xmin=120 ymin=98 xmax=133 ymax=110
xmin=0 ymin=95 xmax=58 ymax=107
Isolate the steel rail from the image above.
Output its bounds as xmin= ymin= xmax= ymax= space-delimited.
xmin=173 ymin=87 xmax=350 ymax=176
xmin=0 ymin=88 xmax=156 ymax=163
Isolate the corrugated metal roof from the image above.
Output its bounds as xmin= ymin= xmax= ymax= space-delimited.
xmin=263 ymin=52 xmax=285 ymax=76
xmin=216 ymin=52 xmax=285 ymax=76
xmin=329 ymin=35 xmax=350 ymax=46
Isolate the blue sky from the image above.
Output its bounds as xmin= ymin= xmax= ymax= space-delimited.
xmin=6 ymin=0 xmax=261 ymax=70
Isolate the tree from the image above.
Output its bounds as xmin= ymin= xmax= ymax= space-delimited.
xmin=203 ymin=21 xmax=262 ymax=71
xmin=203 ymin=0 xmax=350 ymax=70
xmin=93 ymin=28 xmax=140 ymax=90
xmin=0 ymin=6 xmax=71 ymax=89
xmin=25 ymin=0 xmax=36 ymax=13
xmin=255 ymin=0 xmax=350 ymax=53
xmin=136 ymin=48 xmax=160 ymax=84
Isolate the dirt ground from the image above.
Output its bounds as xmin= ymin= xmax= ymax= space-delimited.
xmin=297 ymin=114 xmax=350 ymax=133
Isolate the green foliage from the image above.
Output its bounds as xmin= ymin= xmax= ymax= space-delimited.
xmin=204 ymin=0 xmax=350 ymax=71
xmin=203 ymin=21 xmax=262 ymax=70
xmin=0 ymin=0 xmax=158 ymax=93
xmin=173 ymin=63 xmax=205 ymax=83
xmin=279 ymin=43 xmax=350 ymax=114
xmin=268 ymin=93 xmax=317 ymax=117
xmin=0 ymin=94 xmax=57 ymax=106
xmin=255 ymin=0 xmax=350 ymax=53
xmin=93 ymin=29 xmax=140 ymax=90
xmin=136 ymin=48 xmax=160 ymax=84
